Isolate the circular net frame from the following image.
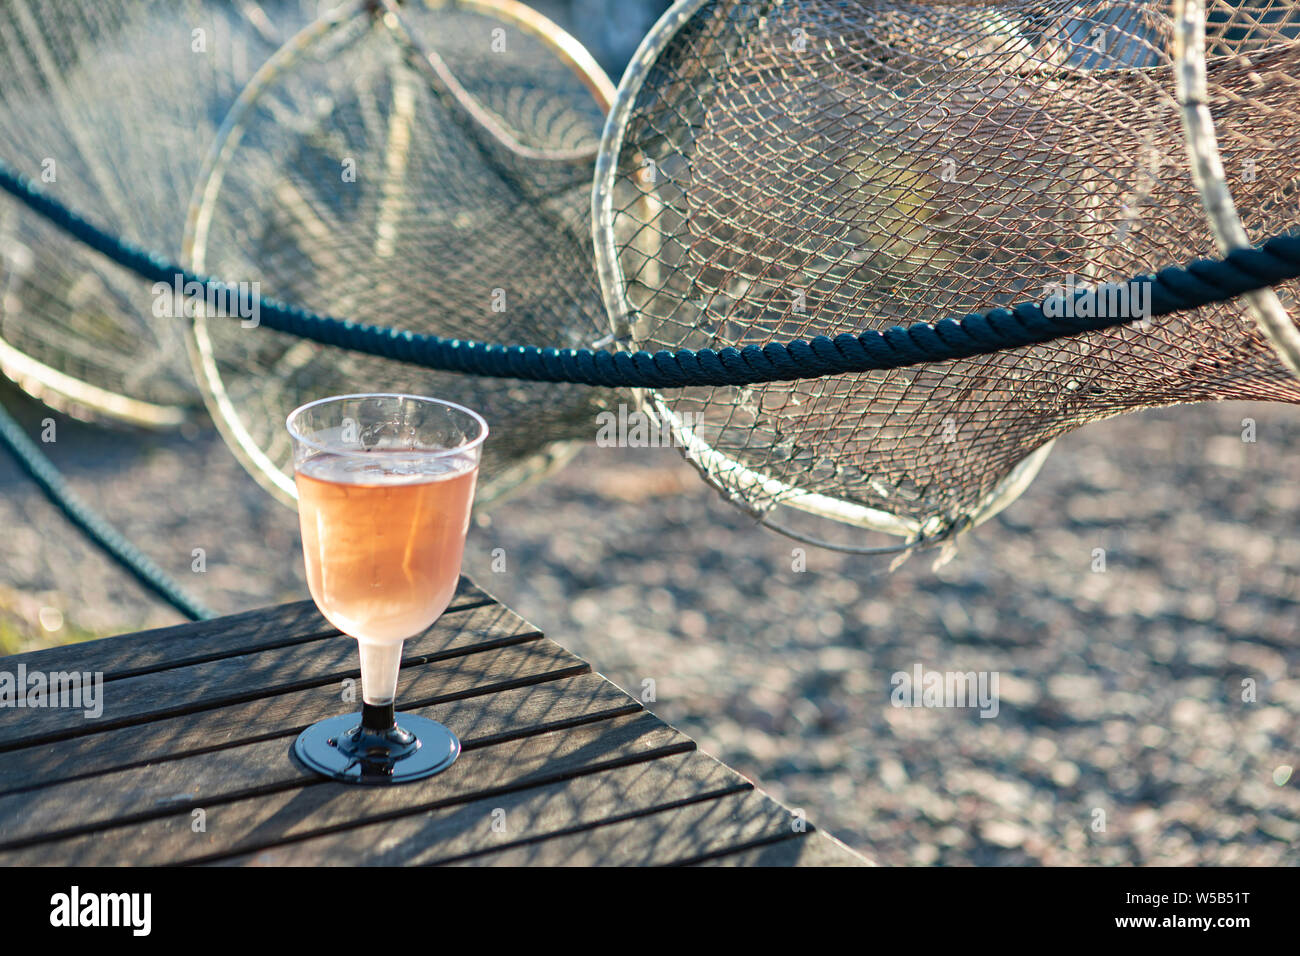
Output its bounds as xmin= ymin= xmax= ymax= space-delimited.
xmin=186 ymin=0 xmax=613 ymax=507
xmin=598 ymin=0 xmax=1300 ymax=548
xmin=0 ymin=0 xmax=318 ymax=424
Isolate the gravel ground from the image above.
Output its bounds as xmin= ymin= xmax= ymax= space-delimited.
xmin=1 ymin=377 xmax=1298 ymax=865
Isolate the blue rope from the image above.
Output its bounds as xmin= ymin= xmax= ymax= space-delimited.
xmin=2 ymin=157 xmax=1298 ymax=617
xmin=0 ymin=398 xmax=215 ymax=621
xmin=3 ymin=158 xmax=1300 ymax=389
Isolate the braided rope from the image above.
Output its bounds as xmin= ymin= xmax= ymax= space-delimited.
xmin=3 ymin=159 xmax=1300 ymax=390
xmin=0 ymin=398 xmax=215 ymax=621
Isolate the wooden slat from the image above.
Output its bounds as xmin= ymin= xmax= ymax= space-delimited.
xmin=0 ymin=577 xmax=494 ymax=680
xmin=692 ymin=830 xmax=871 ymax=866
xmin=445 ymin=787 xmax=800 ymax=866
xmin=0 ymin=600 xmax=539 ymax=749
xmin=0 ymin=639 xmax=591 ymax=794
xmin=212 ymin=750 xmax=748 ymax=866
xmin=0 ymin=709 xmax=689 ymax=864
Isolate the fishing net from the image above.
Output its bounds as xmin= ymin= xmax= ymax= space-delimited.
xmin=595 ymin=0 xmax=1300 ymax=555
xmin=185 ymin=0 xmax=615 ymax=506
xmin=0 ymin=0 xmax=319 ymax=425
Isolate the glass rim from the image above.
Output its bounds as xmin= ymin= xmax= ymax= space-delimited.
xmin=285 ymin=393 xmax=489 ymax=460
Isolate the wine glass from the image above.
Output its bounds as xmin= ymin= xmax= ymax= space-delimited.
xmin=286 ymin=394 xmax=487 ymax=784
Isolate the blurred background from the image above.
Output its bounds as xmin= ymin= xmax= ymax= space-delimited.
xmin=0 ymin=0 xmax=1297 ymax=865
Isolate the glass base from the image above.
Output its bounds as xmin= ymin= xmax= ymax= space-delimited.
xmin=293 ymin=712 xmax=460 ymax=785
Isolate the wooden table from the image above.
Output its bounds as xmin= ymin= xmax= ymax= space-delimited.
xmin=0 ymin=577 xmax=867 ymax=866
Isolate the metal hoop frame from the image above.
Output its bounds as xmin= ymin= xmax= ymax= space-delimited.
xmin=184 ymin=0 xmax=615 ymax=506
xmin=0 ymin=3 xmax=284 ymax=428
xmin=1172 ymin=0 xmax=1300 ymax=378
xmin=592 ymin=0 xmax=1055 ymax=552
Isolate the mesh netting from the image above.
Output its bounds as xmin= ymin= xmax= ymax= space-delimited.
xmin=186 ymin=0 xmax=613 ymax=506
xmin=598 ymin=0 xmax=1300 ymax=549
xmin=0 ymin=0 xmax=318 ymax=423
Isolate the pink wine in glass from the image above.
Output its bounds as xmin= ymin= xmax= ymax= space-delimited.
xmin=296 ymin=451 xmax=478 ymax=645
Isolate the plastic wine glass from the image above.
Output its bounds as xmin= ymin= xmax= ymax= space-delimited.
xmin=286 ymin=394 xmax=487 ymax=784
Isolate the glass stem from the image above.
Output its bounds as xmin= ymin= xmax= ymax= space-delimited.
xmin=361 ymin=701 xmax=396 ymax=732
xmin=357 ymin=639 xmax=403 ymax=726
